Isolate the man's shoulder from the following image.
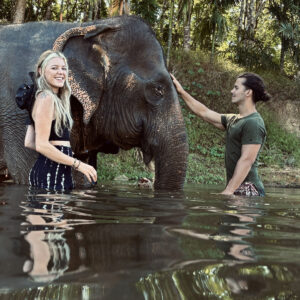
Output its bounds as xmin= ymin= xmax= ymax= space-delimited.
xmin=222 ymin=113 xmax=239 ymax=123
xmin=243 ymin=113 xmax=265 ymax=128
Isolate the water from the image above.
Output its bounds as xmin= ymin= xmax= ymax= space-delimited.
xmin=0 ymin=183 xmax=300 ymax=299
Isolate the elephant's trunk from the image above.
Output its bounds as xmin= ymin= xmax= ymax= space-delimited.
xmin=145 ymin=103 xmax=188 ymax=190
xmin=153 ymin=129 xmax=188 ymax=190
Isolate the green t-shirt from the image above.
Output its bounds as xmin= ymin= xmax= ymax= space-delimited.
xmin=221 ymin=112 xmax=266 ymax=195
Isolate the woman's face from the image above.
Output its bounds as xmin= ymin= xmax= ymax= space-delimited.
xmin=44 ymin=57 xmax=67 ymax=94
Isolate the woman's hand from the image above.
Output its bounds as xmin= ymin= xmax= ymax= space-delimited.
xmin=170 ymin=73 xmax=185 ymax=95
xmin=77 ymin=162 xmax=98 ymax=183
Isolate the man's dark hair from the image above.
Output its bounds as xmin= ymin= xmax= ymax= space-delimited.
xmin=238 ymin=72 xmax=271 ymax=103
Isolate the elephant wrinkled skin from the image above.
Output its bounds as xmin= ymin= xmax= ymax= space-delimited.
xmin=0 ymin=16 xmax=188 ymax=190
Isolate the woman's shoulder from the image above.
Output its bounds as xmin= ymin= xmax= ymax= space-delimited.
xmin=35 ymin=90 xmax=55 ymax=108
xmin=33 ymin=91 xmax=55 ymax=119
xmin=36 ymin=90 xmax=54 ymax=101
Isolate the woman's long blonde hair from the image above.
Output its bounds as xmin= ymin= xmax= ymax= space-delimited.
xmin=35 ymin=50 xmax=73 ymax=136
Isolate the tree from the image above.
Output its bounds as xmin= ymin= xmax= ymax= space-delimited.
xmin=269 ymin=0 xmax=300 ymax=72
xmin=12 ymin=0 xmax=26 ymax=23
xmin=238 ymin=0 xmax=266 ymax=42
xmin=131 ymin=0 xmax=159 ymax=26
xmin=166 ymin=0 xmax=174 ymax=67
xmin=207 ymin=0 xmax=236 ymax=62
xmin=178 ymin=0 xmax=194 ymax=51
xmin=109 ymin=0 xmax=130 ymax=16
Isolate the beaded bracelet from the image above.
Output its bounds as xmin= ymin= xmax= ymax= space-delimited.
xmin=72 ymin=158 xmax=78 ymax=169
xmin=75 ymin=160 xmax=81 ymax=170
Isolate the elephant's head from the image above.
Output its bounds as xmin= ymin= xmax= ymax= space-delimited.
xmin=53 ymin=16 xmax=189 ymax=190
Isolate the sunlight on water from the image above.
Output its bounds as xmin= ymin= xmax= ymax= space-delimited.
xmin=0 ymin=183 xmax=300 ymax=299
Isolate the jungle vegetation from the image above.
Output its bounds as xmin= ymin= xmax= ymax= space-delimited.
xmin=2 ymin=0 xmax=300 ymax=185
xmin=2 ymin=0 xmax=299 ymax=75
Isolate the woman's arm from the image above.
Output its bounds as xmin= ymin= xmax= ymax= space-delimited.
xmin=171 ymin=74 xmax=225 ymax=130
xmin=33 ymin=92 xmax=97 ymax=183
xmin=24 ymin=125 xmax=36 ymax=150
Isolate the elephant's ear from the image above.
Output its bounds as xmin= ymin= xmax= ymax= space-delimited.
xmin=53 ymin=24 xmax=118 ymax=124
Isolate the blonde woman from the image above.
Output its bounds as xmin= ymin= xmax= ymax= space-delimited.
xmin=24 ymin=50 xmax=97 ymax=191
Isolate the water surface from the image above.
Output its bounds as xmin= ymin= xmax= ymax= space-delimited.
xmin=0 ymin=183 xmax=299 ymax=299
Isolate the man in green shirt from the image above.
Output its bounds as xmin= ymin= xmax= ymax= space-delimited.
xmin=171 ymin=72 xmax=270 ymax=196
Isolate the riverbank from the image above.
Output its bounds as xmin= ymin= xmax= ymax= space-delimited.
xmin=97 ymin=150 xmax=300 ymax=188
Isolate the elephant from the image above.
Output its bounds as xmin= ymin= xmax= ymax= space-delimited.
xmin=0 ymin=15 xmax=188 ymax=190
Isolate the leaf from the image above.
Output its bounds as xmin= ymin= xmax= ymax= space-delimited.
xmin=197 ymin=68 xmax=204 ymax=73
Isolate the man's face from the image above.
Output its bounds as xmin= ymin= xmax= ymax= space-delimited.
xmin=231 ymin=77 xmax=248 ymax=104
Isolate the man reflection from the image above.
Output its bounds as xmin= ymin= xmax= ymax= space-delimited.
xmin=216 ymin=195 xmax=263 ymax=262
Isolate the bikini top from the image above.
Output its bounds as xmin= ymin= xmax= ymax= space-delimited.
xmin=49 ymin=120 xmax=70 ymax=141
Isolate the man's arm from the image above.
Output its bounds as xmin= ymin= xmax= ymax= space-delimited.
xmin=221 ymin=144 xmax=261 ymax=195
xmin=171 ymin=74 xmax=225 ymax=130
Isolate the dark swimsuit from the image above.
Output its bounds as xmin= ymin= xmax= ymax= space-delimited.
xmin=29 ymin=120 xmax=74 ymax=192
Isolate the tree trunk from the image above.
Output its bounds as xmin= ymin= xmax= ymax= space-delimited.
xmin=59 ymin=0 xmax=64 ymax=22
xmin=12 ymin=0 xmax=26 ymax=24
xmin=166 ymin=0 xmax=174 ymax=67
xmin=183 ymin=0 xmax=193 ymax=51
xmin=45 ymin=4 xmax=52 ymax=20
xmin=238 ymin=0 xmax=245 ymax=42
xmin=254 ymin=0 xmax=266 ymax=29
xmin=123 ymin=0 xmax=130 ymax=14
xmin=119 ymin=0 xmax=123 ymax=15
xmin=159 ymin=0 xmax=168 ymax=34
xmin=280 ymin=36 xmax=287 ymax=72
xmin=65 ymin=0 xmax=70 ymax=20
xmin=183 ymin=25 xmax=191 ymax=51
xmin=88 ymin=0 xmax=94 ymax=21
xmin=210 ymin=28 xmax=216 ymax=63
xmin=244 ymin=0 xmax=249 ymax=32
xmin=94 ymin=0 xmax=101 ymax=19
xmin=248 ymin=0 xmax=255 ymax=39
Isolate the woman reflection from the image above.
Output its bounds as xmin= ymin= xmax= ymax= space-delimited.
xmin=22 ymin=195 xmax=70 ymax=282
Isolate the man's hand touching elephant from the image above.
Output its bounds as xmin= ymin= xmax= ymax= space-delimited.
xmin=170 ymin=74 xmax=185 ymax=96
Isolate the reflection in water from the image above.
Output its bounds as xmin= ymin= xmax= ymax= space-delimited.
xmin=216 ymin=195 xmax=264 ymax=262
xmin=20 ymin=190 xmax=96 ymax=283
xmin=169 ymin=195 xmax=264 ymax=262
xmin=0 ymin=185 xmax=300 ymax=299
xmin=141 ymin=195 xmax=266 ymax=298
xmin=21 ymin=193 xmax=71 ymax=283
xmin=136 ymin=262 xmax=299 ymax=299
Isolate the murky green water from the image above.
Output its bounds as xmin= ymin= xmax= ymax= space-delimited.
xmin=0 ymin=183 xmax=300 ymax=299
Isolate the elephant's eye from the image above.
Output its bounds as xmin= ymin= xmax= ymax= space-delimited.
xmin=154 ymin=86 xmax=164 ymax=96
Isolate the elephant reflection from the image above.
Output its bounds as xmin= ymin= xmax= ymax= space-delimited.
xmin=0 ymin=15 xmax=188 ymax=190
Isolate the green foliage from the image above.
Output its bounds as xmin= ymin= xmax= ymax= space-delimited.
xmin=5 ymin=0 xmax=300 ymax=76
xmin=131 ymin=0 xmax=159 ymax=26
xmin=0 ymin=0 xmax=13 ymax=23
xmin=97 ymin=149 xmax=153 ymax=181
xmin=260 ymin=109 xmax=300 ymax=168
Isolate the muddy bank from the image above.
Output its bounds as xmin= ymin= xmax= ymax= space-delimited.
xmin=261 ymin=166 xmax=300 ymax=188
xmin=267 ymin=100 xmax=300 ymax=138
